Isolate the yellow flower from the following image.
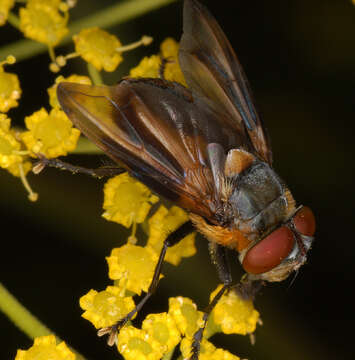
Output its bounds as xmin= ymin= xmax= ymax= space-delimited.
xmin=21 ymin=107 xmax=80 ymax=158
xmin=0 ymin=112 xmax=9 ymax=130
xmin=107 ymin=244 xmax=161 ymax=296
xmin=79 ymin=286 xmax=136 ymax=329
xmin=0 ymin=0 xmax=15 ymax=26
xmin=0 ymin=113 xmax=21 ymax=167
xmin=180 ymin=338 xmax=240 ymax=360
xmin=0 ymin=65 xmax=21 ymax=112
xmin=0 ymin=113 xmax=31 ymax=176
xmin=102 ymin=173 xmax=159 ymax=228
xmin=147 ymin=205 xmax=196 ymax=266
xmin=19 ymin=1 xmax=69 ymax=46
xmin=168 ymin=297 xmax=204 ymax=338
xmin=15 ymin=335 xmax=75 ymax=360
xmin=160 ymin=38 xmax=179 ymax=59
xmin=160 ymin=38 xmax=186 ymax=85
xmin=117 ymin=326 xmax=164 ymax=360
xmin=129 ymin=55 xmax=161 ymax=78
xmin=129 ymin=38 xmax=186 ymax=85
xmin=73 ymin=27 xmax=123 ymax=72
xmin=48 ymin=74 xmax=92 ymax=108
xmin=142 ymin=312 xmax=181 ymax=353
xmin=210 ymin=285 xmax=260 ymax=335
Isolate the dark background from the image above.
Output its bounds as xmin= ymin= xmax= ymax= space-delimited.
xmin=1 ymin=0 xmax=354 ymax=359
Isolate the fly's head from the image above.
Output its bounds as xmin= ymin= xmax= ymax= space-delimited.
xmin=239 ymin=206 xmax=316 ymax=282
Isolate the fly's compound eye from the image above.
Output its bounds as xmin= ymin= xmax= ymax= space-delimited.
xmin=242 ymin=227 xmax=295 ymax=274
xmin=293 ymin=206 xmax=316 ymax=237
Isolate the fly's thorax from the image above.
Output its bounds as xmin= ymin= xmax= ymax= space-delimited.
xmin=190 ymin=155 xmax=297 ymax=255
xmin=226 ymin=161 xmax=296 ymax=239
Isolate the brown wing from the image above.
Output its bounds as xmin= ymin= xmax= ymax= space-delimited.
xmin=57 ymin=79 xmax=245 ymax=220
xmin=179 ymin=0 xmax=272 ymax=164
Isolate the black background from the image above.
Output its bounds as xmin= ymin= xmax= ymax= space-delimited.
xmin=1 ymin=1 xmax=354 ymax=359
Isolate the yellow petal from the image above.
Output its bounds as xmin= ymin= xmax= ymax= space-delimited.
xmin=73 ymin=27 xmax=123 ymax=72
xmin=102 ymin=173 xmax=159 ymax=228
xmin=210 ymin=285 xmax=260 ymax=335
xmin=15 ymin=335 xmax=76 ymax=360
xmin=107 ymin=244 xmax=160 ymax=296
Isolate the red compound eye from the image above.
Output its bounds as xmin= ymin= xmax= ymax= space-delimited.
xmin=293 ymin=206 xmax=316 ymax=237
xmin=242 ymin=226 xmax=295 ymax=274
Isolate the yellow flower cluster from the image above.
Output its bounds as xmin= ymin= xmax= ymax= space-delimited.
xmin=15 ymin=335 xmax=75 ymax=360
xmin=147 ymin=205 xmax=197 ymax=265
xmin=0 ymin=58 xmax=21 ymax=112
xmin=16 ymin=284 xmax=259 ymax=360
xmin=168 ymin=296 xmax=204 ymax=338
xmin=0 ymin=113 xmax=31 ymax=177
xmin=19 ymin=0 xmax=69 ymax=47
xmin=117 ymin=326 xmax=165 ymax=360
xmin=130 ymin=37 xmax=187 ymax=85
xmin=80 ymin=286 xmax=136 ymax=329
xmin=210 ymin=285 xmax=259 ymax=335
xmin=78 ymin=169 xmax=260 ymax=360
xmin=73 ymin=27 xmax=123 ymax=72
xmin=21 ymin=107 xmax=80 ymax=158
xmin=107 ymin=244 xmax=160 ymax=296
xmin=102 ymin=173 xmax=159 ymax=228
xmin=181 ymin=338 xmax=241 ymax=360
xmin=81 ymin=182 xmax=260 ymax=360
xmin=0 ymin=54 xmax=84 ymax=200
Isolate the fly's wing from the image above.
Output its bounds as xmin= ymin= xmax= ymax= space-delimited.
xmin=179 ymin=0 xmax=272 ymax=164
xmin=57 ymin=79 xmax=244 ymax=220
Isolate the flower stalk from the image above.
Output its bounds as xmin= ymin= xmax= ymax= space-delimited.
xmin=0 ymin=283 xmax=87 ymax=360
xmin=0 ymin=282 xmax=52 ymax=340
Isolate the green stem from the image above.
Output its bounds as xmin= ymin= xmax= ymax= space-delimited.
xmin=0 ymin=283 xmax=87 ymax=360
xmin=7 ymin=12 xmax=20 ymax=30
xmin=0 ymin=0 xmax=177 ymax=62
xmin=0 ymin=282 xmax=52 ymax=339
xmin=70 ymin=137 xmax=104 ymax=154
xmin=87 ymin=63 xmax=103 ymax=85
xmin=48 ymin=46 xmax=56 ymax=63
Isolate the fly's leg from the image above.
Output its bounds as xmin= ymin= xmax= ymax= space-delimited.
xmin=159 ymin=57 xmax=174 ymax=79
xmin=190 ymin=243 xmax=233 ymax=360
xmin=234 ymin=275 xmax=264 ymax=301
xmin=210 ymin=242 xmax=264 ymax=301
xmin=190 ymin=283 xmax=230 ymax=360
xmin=190 ymin=244 xmax=264 ymax=359
xmin=208 ymin=242 xmax=233 ymax=285
xmin=33 ymin=154 xmax=125 ymax=178
xmin=98 ymin=220 xmax=195 ymax=346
